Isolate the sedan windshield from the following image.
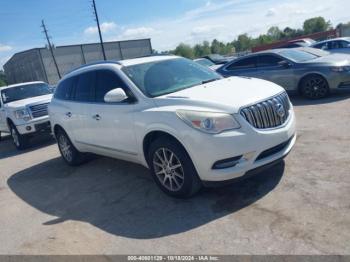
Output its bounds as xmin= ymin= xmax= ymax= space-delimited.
xmin=1 ymin=83 xmax=52 ymax=104
xmin=279 ymin=49 xmax=318 ymax=62
xmin=122 ymin=58 xmax=222 ymax=97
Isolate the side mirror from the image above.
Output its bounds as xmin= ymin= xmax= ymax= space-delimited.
xmin=278 ymin=60 xmax=292 ymax=68
xmin=104 ymin=88 xmax=128 ymax=103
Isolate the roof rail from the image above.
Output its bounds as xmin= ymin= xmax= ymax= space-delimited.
xmin=68 ymin=60 xmax=121 ymax=74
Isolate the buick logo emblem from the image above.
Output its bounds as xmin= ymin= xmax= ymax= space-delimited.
xmin=275 ymin=103 xmax=285 ymax=118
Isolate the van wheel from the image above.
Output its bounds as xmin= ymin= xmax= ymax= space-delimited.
xmin=148 ymin=137 xmax=202 ymax=198
xmin=56 ymin=129 xmax=87 ymax=166
xmin=300 ymin=75 xmax=329 ymax=99
xmin=10 ymin=124 xmax=29 ymax=150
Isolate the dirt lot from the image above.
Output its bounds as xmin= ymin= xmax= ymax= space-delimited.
xmin=0 ymin=92 xmax=349 ymax=255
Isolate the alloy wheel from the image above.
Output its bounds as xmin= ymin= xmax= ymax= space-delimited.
xmin=58 ymin=134 xmax=73 ymax=162
xmin=303 ymin=77 xmax=328 ymax=99
xmin=153 ymin=148 xmax=185 ymax=192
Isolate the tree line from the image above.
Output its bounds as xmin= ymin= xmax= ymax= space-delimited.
xmin=170 ymin=16 xmax=344 ymax=59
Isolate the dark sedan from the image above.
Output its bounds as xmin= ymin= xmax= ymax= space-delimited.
xmin=216 ymin=48 xmax=350 ymax=99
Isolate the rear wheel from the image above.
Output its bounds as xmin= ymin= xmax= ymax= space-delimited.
xmin=56 ymin=129 xmax=87 ymax=166
xmin=10 ymin=124 xmax=29 ymax=150
xmin=148 ymin=137 xmax=202 ymax=198
xmin=300 ymin=75 xmax=329 ymax=99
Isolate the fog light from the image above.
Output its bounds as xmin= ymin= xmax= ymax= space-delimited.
xmin=26 ymin=126 xmax=32 ymax=131
xmin=212 ymin=155 xmax=242 ymax=169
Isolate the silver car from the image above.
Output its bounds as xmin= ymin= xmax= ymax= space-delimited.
xmin=217 ymin=48 xmax=350 ymax=99
xmin=311 ymin=37 xmax=350 ymax=54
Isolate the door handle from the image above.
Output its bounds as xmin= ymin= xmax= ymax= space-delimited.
xmin=65 ymin=112 xmax=72 ymax=118
xmin=92 ymin=114 xmax=101 ymax=121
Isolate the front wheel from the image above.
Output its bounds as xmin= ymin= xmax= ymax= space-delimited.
xmin=300 ymin=75 xmax=330 ymax=99
xmin=148 ymin=137 xmax=202 ymax=198
xmin=10 ymin=124 xmax=29 ymax=150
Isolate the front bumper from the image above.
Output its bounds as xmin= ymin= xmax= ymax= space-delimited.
xmin=182 ymin=110 xmax=296 ymax=182
xmin=16 ymin=117 xmax=51 ymax=135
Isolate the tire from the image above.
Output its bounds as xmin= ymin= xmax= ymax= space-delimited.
xmin=9 ymin=124 xmax=29 ymax=150
xmin=56 ymin=129 xmax=87 ymax=166
xmin=148 ymin=137 xmax=202 ymax=198
xmin=300 ymin=75 xmax=330 ymax=99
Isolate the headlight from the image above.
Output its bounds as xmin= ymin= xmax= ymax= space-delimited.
xmin=331 ymin=66 xmax=350 ymax=72
xmin=14 ymin=109 xmax=31 ymax=121
xmin=176 ymin=110 xmax=240 ymax=134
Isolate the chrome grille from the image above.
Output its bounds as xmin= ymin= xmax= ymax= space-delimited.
xmin=29 ymin=103 xmax=49 ymax=118
xmin=240 ymin=92 xmax=290 ymax=129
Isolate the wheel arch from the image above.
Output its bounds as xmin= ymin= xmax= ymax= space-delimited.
xmin=53 ymin=124 xmax=66 ymax=138
xmin=297 ymin=72 xmax=329 ymax=94
xmin=142 ymin=130 xmax=189 ymax=167
xmin=6 ymin=117 xmax=15 ymax=129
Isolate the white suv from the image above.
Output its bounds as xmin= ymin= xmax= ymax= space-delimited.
xmin=0 ymin=81 xmax=53 ymax=149
xmin=49 ymin=56 xmax=296 ymax=198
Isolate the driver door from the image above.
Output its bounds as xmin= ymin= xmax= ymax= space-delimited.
xmin=255 ymin=54 xmax=296 ymax=90
xmin=81 ymin=69 xmax=138 ymax=159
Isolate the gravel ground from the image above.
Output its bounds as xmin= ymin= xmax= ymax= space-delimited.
xmin=0 ymin=92 xmax=349 ymax=255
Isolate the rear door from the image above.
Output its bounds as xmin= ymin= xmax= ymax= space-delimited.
xmin=52 ymin=76 xmax=78 ymax=140
xmin=68 ymin=70 xmax=96 ymax=144
xmin=220 ymin=56 xmax=258 ymax=77
xmin=255 ymin=54 xmax=296 ymax=90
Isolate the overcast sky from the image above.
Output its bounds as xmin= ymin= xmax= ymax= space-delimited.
xmin=1 ymin=0 xmax=350 ymax=68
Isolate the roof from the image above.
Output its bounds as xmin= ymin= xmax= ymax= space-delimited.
xmin=0 ymin=81 xmax=46 ymax=91
xmin=312 ymin=37 xmax=350 ymax=45
xmin=119 ymin=55 xmax=177 ymax=66
xmin=62 ymin=55 xmax=179 ymax=81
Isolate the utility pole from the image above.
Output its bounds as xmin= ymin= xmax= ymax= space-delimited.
xmin=92 ymin=0 xmax=107 ymax=60
xmin=41 ymin=20 xmax=61 ymax=79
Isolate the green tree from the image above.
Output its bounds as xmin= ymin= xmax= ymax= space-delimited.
xmin=173 ymin=43 xmax=194 ymax=59
xmin=267 ymin=26 xmax=282 ymax=40
xmin=193 ymin=41 xmax=211 ymax=57
xmin=233 ymin=34 xmax=253 ymax=52
xmin=211 ymin=39 xmax=221 ymax=54
xmin=303 ymin=17 xmax=332 ymax=34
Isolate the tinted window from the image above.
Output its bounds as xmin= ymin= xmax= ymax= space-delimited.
xmin=74 ymin=71 xmax=95 ymax=102
xmin=257 ymin=55 xmax=283 ymax=67
xmin=95 ymin=70 xmax=127 ymax=102
xmin=226 ymin=57 xmax=257 ymax=70
xmin=313 ymin=43 xmax=327 ymax=49
xmin=334 ymin=40 xmax=350 ymax=48
xmin=2 ymin=83 xmax=52 ymax=104
xmin=54 ymin=77 xmax=76 ymax=100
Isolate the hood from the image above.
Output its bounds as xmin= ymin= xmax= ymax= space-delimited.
xmin=155 ymin=77 xmax=284 ymax=113
xmin=301 ymin=53 xmax=350 ymax=66
xmin=5 ymin=94 xmax=53 ymax=109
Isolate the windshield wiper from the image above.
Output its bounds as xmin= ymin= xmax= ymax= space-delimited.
xmin=201 ymin=78 xmax=220 ymax=84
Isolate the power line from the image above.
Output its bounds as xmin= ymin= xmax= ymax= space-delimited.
xmin=41 ymin=20 xmax=61 ymax=79
xmin=91 ymin=0 xmax=107 ymax=61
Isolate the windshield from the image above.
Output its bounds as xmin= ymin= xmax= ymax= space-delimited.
xmin=122 ymin=58 xmax=222 ymax=97
xmin=195 ymin=58 xmax=215 ymax=67
xmin=298 ymin=47 xmax=330 ymax=57
xmin=1 ymin=83 xmax=52 ymax=104
xmin=279 ymin=49 xmax=318 ymax=62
